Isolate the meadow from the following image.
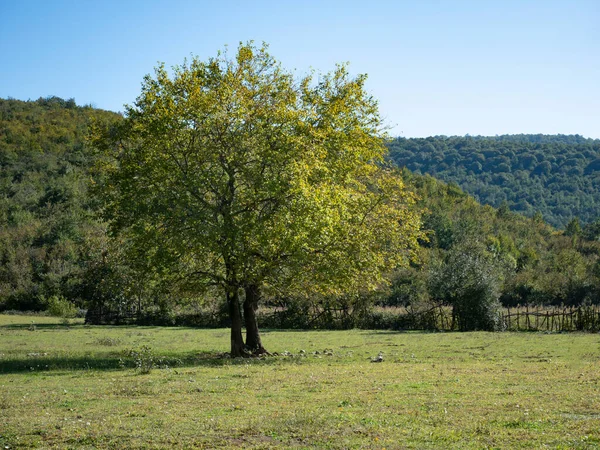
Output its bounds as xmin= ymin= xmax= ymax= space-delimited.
xmin=1 ymin=315 xmax=599 ymax=449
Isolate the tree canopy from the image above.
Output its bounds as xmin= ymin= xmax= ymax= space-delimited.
xmin=93 ymin=44 xmax=423 ymax=356
xmin=387 ymin=134 xmax=600 ymax=228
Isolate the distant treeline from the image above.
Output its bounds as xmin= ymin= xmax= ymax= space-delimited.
xmin=387 ymin=134 xmax=600 ymax=228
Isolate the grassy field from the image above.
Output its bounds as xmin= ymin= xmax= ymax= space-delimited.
xmin=1 ymin=315 xmax=599 ymax=449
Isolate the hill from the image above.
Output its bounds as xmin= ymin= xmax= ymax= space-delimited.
xmin=391 ymin=168 xmax=599 ymax=312
xmin=387 ymin=134 xmax=600 ymax=228
xmin=0 ymin=98 xmax=598 ymax=323
xmin=0 ymin=97 xmax=120 ymax=310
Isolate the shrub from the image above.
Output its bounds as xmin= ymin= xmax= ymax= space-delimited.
xmin=94 ymin=337 xmax=121 ymax=346
xmin=123 ymin=345 xmax=155 ymax=374
xmin=44 ymin=295 xmax=78 ymax=318
xmin=429 ymin=242 xmax=503 ymax=331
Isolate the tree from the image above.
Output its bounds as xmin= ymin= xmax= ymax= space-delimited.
xmin=429 ymin=242 xmax=503 ymax=331
xmin=93 ymin=43 xmax=423 ymax=356
xmin=583 ymin=219 xmax=600 ymax=241
xmin=564 ymin=217 xmax=582 ymax=239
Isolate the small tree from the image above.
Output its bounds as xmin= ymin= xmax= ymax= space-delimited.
xmin=564 ymin=217 xmax=582 ymax=244
xmin=93 ymin=43 xmax=422 ymax=355
xmin=429 ymin=242 xmax=503 ymax=331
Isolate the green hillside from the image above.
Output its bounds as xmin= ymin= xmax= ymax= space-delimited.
xmin=387 ymin=134 xmax=600 ymax=228
xmin=0 ymin=97 xmax=119 ymax=310
xmin=0 ymin=98 xmax=598 ymax=323
xmin=393 ymin=168 xmax=599 ymax=311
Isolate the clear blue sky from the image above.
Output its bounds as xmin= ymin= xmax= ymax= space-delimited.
xmin=1 ymin=0 xmax=598 ymax=138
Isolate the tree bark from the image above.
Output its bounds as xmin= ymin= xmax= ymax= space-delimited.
xmin=227 ymin=288 xmax=245 ymax=357
xmin=244 ymin=283 xmax=267 ymax=354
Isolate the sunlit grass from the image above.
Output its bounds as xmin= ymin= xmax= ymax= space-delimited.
xmin=1 ymin=315 xmax=599 ymax=448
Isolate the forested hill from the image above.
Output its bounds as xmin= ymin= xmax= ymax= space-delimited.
xmin=387 ymin=134 xmax=600 ymax=228
xmin=1 ymin=97 xmax=599 ymax=316
xmin=0 ymin=97 xmax=120 ymax=310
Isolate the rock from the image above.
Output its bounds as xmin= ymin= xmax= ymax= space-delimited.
xmin=371 ymin=352 xmax=384 ymax=363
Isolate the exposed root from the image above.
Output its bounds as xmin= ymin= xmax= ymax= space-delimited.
xmin=223 ymin=349 xmax=271 ymax=359
xmin=245 ymin=346 xmax=271 ymax=357
xmin=253 ymin=346 xmax=271 ymax=356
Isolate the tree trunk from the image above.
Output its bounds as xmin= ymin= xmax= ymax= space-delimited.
xmin=228 ymin=288 xmax=245 ymax=357
xmin=244 ymin=284 xmax=267 ymax=354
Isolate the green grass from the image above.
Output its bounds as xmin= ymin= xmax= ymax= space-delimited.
xmin=1 ymin=315 xmax=599 ymax=449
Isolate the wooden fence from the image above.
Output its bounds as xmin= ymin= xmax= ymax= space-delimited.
xmin=369 ymin=304 xmax=600 ymax=332
xmin=85 ymin=307 xmax=137 ymax=325
xmin=501 ymin=305 xmax=600 ymax=332
xmin=84 ymin=302 xmax=600 ymax=332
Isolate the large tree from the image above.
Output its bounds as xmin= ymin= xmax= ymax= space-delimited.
xmin=93 ymin=43 xmax=422 ymax=356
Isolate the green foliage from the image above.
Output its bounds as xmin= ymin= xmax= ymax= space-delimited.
xmin=388 ymin=134 xmax=600 ymax=228
xmin=0 ymin=94 xmax=600 ymax=328
xmin=387 ymin=169 xmax=600 ymax=311
xmin=43 ymin=294 xmax=78 ymax=318
xmin=123 ymin=345 xmax=155 ymax=374
xmin=583 ymin=219 xmax=600 ymax=241
xmin=564 ymin=217 xmax=582 ymax=237
xmin=92 ymin=43 xmax=423 ymax=353
xmin=429 ymin=242 xmax=503 ymax=331
xmin=0 ymin=97 xmax=121 ymax=312
xmin=386 ymin=267 xmax=429 ymax=307
xmin=1 ymin=93 xmax=600 ymax=331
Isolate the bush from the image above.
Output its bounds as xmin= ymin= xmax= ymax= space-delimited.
xmin=44 ymin=295 xmax=78 ymax=318
xmin=360 ymin=309 xmax=404 ymax=330
xmin=429 ymin=243 xmax=503 ymax=331
xmin=123 ymin=345 xmax=155 ymax=374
